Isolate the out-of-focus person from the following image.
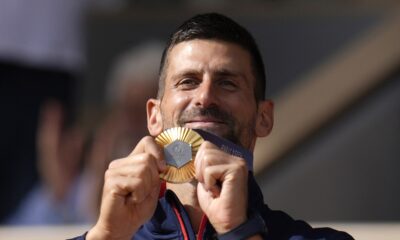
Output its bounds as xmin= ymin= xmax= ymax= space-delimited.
xmin=81 ymin=41 xmax=164 ymax=221
xmin=5 ymin=41 xmax=164 ymax=224
xmin=0 ymin=0 xmax=89 ymax=222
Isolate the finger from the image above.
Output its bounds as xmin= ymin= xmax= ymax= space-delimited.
xmin=108 ymin=160 xmax=156 ymax=178
xmin=130 ymin=136 xmax=166 ymax=171
xmin=195 ymin=141 xmax=215 ymax=182
xmin=195 ymin=142 xmax=231 ymax=183
xmin=105 ymin=175 xmax=146 ymax=206
xmin=126 ymin=181 xmax=161 ymax=224
xmin=109 ymin=152 xmax=164 ymax=174
xmin=194 ymin=145 xmax=204 ymax=183
xmin=105 ymin=168 xmax=160 ymax=204
xmin=202 ymin=165 xmax=226 ymax=196
xmin=130 ymin=136 xmax=162 ymax=158
xmin=197 ymin=182 xmax=212 ymax=204
xmin=106 ymin=153 xmax=161 ymax=193
xmin=107 ymin=157 xmax=160 ymax=189
xmin=198 ymin=141 xmax=219 ymax=152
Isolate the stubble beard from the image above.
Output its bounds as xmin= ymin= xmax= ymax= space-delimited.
xmin=161 ymin=105 xmax=256 ymax=193
xmin=160 ymin=105 xmax=256 ymax=150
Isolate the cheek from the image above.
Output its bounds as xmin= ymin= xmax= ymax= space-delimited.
xmin=230 ymin=97 xmax=258 ymax=126
xmin=174 ymin=94 xmax=192 ymax=106
xmin=161 ymin=93 xmax=192 ymax=121
xmin=230 ymin=95 xmax=255 ymax=114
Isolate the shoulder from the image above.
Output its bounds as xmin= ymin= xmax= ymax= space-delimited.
xmin=247 ymin=174 xmax=353 ymax=239
xmin=262 ymin=209 xmax=354 ymax=239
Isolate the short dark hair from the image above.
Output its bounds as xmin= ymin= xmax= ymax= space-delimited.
xmin=157 ymin=13 xmax=266 ymax=101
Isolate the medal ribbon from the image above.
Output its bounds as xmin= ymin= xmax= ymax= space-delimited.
xmin=194 ymin=129 xmax=254 ymax=172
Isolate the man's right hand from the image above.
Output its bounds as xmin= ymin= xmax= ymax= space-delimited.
xmin=87 ymin=136 xmax=166 ymax=240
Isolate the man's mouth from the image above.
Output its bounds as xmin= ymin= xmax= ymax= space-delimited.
xmin=177 ymin=106 xmax=235 ymax=136
xmin=183 ymin=118 xmax=226 ymax=129
xmin=175 ymin=107 xmax=239 ymax=144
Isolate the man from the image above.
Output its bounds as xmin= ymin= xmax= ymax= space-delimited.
xmin=76 ymin=13 xmax=353 ymax=240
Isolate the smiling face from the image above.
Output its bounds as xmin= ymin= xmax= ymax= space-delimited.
xmin=147 ymin=39 xmax=273 ymax=150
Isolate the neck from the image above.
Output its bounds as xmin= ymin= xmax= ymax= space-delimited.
xmin=167 ymin=181 xmax=203 ymax=232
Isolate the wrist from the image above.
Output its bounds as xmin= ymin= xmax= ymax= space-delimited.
xmin=86 ymin=225 xmax=132 ymax=240
xmin=214 ymin=215 xmax=247 ymax=234
xmin=217 ymin=211 xmax=266 ymax=240
xmin=86 ymin=227 xmax=106 ymax=240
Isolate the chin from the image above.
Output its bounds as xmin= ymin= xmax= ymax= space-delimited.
xmin=193 ymin=126 xmax=227 ymax=137
xmin=181 ymin=123 xmax=238 ymax=143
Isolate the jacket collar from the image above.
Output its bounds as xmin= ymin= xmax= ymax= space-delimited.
xmin=135 ymin=173 xmax=265 ymax=239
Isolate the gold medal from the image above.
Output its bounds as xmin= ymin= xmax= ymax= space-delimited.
xmin=155 ymin=127 xmax=204 ymax=183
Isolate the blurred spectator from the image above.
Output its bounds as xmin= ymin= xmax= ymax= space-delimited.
xmin=81 ymin=41 xmax=163 ymax=220
xmin=6 ymin=41 xmax=164 ymax=224
xmin=6 ymin=101 xmax=86 ymax=224
xmin=101 ymin=40 xmax=164 ymax=157
xmin=0 ymin=0 xmax=90 ymax=222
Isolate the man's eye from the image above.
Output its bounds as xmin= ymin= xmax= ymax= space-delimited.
xmin=177 ymin=78 xmax=198 ymax=89
xmin=219 ymin=79 xmax=237 ymax=90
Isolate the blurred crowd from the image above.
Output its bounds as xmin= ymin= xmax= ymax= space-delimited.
xmin=0 ymin=0 xmax=163 ymax=225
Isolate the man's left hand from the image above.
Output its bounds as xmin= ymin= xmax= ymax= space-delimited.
xmin=195 ymin=141 xmax=248 ymax=234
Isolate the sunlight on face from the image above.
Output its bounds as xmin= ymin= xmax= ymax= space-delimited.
xmin=159 ymin=39 xmax=259 ymax=149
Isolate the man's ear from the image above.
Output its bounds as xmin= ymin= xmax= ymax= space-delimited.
xmin=255 ymin=100 xmax=274 ymax=137
xmin=147 ymin=98 xmax=163 ymax=136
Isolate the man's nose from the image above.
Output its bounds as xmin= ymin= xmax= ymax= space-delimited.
xmin=194 ymin=79 xmax=218 ymax=108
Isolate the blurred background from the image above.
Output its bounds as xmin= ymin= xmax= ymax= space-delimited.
xmin=0 ymin=0 xmax=399 ymax=239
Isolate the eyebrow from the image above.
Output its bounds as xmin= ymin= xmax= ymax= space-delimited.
xmin=170 ymin=70 xmax=201 ymax=84
xmin=171 ymin=68 xmax=247 ymax=82
xmin=213 ymin=68 xmax=246 ymax=81
xmin=213 ymin=68 xmax=251 ymax=89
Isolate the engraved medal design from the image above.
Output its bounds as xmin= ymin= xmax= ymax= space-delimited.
xmin=155 ymin=127 xmax=203 ymax=183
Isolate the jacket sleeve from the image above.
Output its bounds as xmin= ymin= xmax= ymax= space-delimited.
xmin=260 ymin=208 xmax=354 ymax=240
xmin=247 ymin=174 xmax=354 ymax=240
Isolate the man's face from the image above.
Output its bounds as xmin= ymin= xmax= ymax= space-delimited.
xmin=148 ymin=39 xmax=273 ymax=150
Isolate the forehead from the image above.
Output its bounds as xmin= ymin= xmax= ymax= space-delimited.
xmin=165 ymin=39 xmax=254 ymax=83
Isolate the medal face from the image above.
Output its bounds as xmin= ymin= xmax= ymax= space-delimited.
xmin=164 ymin=140 xmax=192 ymax=168
xmin=155 ymin=127 xmax=203 ymax=183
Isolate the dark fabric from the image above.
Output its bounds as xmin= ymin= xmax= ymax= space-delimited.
xmin=133 ymin=173 xmax=354 ymax=240
xmin=0 ymin=61 xmax=77 ymax=222
xmin=71 ymin=175 xmax=354 ymax=240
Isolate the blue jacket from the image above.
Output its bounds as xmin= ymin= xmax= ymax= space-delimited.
xmin=72 ymin=174 xmax=353 ymax=240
